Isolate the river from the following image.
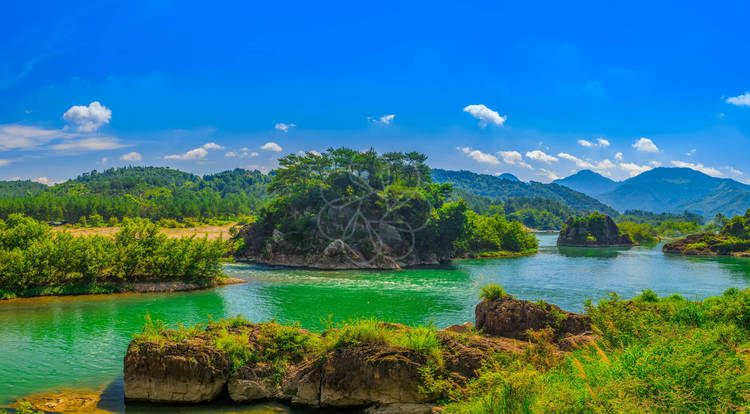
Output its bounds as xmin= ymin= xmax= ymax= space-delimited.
xmin=1 ymin=233 xmax=749 ymax=411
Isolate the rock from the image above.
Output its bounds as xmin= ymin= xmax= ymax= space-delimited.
xmin=123 ymin=340 xmax=230 ymax=403
xmin=557 ymin=214 xmax=635 ymax=247
xmin=663 ymin=233 xmax=717 ymax=256
xmin=475 ymin=296 xmax=591 ymax=341
xmin=364 ymin=403 xmax=436 ymax=414
xmin=558 ymin=333 xmax=599 ymax=351
xmin=228 ymin=363 xmax=279 ymax=402
xmin=444 ymin=322 xmax=473 ymax=334
xmin=20 ymin=391 xmax=103 ymax=413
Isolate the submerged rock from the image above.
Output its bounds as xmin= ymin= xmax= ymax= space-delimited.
xmin=475 ymin=295 xmax=591 ymax=341
xmin=19 ymin=391 xmax=105 ymax=413
xmin=557 ymin=214 xmax=635 ymax=247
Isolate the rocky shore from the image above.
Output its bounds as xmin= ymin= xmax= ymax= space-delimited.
xmin=663 ymin=233 xmax=750 ymax=257
xmin=123 ymin=295 xmax=595 ymax=412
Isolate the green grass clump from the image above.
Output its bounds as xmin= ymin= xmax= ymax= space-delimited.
xmin=479 ymin=284 xmax=508 ymax=301
xmin=214 ymin=329 xmax=255 ymax=371
xmin=0 ymin=402 xmax=44 ymax=414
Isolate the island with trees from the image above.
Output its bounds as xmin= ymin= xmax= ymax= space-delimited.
xmin=557 ymin=213 xmax=636 ymax=247
xmin=663 ymin=209 xmax=750 ymax=256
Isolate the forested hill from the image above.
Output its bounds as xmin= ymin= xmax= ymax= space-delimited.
xmin=0 ymin=167 xmax=270 ymax=222
xmin=433 ymin=169 xmax=618 ymax=216
xmin=0 ymin=180 xmax=47 ymax=198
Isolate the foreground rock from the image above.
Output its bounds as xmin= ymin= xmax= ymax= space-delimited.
xmin=19 ymin=391 xmax=106 ymax=413
xmin=475 ymin=295 xmax=592 ymax=342
xmin=557 ymin=213 xmax=635 ymax=247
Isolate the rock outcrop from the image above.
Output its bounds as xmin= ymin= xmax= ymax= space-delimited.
xmin=557 ymin=214 xmax=635 ymax=247
xmin=475 ymin=295 xmax=591 ymax=341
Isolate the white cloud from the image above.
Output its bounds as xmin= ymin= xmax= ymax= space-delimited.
xmin=50 ymin=137 xmax=125 ymax=151
xmin=632 ymin=137 xmax=659 ymax=152
xmin=275 ymin=122 xmax=296 ymax=132
xmin=463 ymin=104 xmax=506 ymax=127
xmin=596 ymin=159 xmax=616 ymax=169
xmin=457 ymin=147 xmax=499 ymax=165
xmin=650 ymin=160 xmax=662 ymax=167
xmin=495 ymin=150 xmax=532 ymax=169
xmin=577 ymin=138 xmax=610 ymax=148
xmin=525 ymin=150 xmax=558 ymax=163
xmin=261 ymin=142 xmax=283 ymax=152
xmin=100 ymin=157 xmax=108 ymax=165
xmin=614 ymin=152 xmax=623 ymax=161
xmin=202 ymin=142 xmax=224 ymax=150
xmin=120 ymin=152 xmax=142 ymax=161
xmin=670 ymin=160 xmax=722 ymax=177
xmin=619 ymin=162 xmax=654 ymax=177
xmin=225 ymin=151 xmax=239 ymax=158
xmin=726 ymin=166 xmax=744 ymax=176
xmin=62 ymin=101 xmax=112 ymax=132
xmin=597 ymin=138 xmax=610 ymax=147
xmin=33 ymin=176 xmax=64 ymax=186
xmin=558 ymin=152 xmax=594 ymax=169
xmin=686 ymin=149 xmax=696 ymax=157
xmin=577 ymin=139 xmax=594 ymax=148
xmin=369 ymin=114 xmax=395 ymax=125
xmin=225 ymin=150 xmax=259 ymax=158
xmin=165 ymin=147 xmax=208 ymax=160
xmin=0 ymin=124 xmax=74 ymax=151
xmin=726 ymin=92 xmax=750 ymax=107
xmin=537 ymin=168 xmax=560 ymax=180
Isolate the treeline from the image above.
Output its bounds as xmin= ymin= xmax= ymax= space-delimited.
xmin=0 ymin=167 xmax=270 ymax=223
xmin=0 ymin=215 xmax=227 ymax=298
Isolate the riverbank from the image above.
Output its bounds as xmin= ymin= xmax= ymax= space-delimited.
xmin=58 ymin=224 xmax=235 ymax=241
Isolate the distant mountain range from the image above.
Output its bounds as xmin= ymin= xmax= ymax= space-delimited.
xmin=553 ymin=168 xmax=750 ymax=217
xmin=432 ymin=169 xmax=618 ymax=216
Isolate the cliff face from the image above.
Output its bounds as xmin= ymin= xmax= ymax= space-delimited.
xmin=557 ymin=214 xmax=635 ymax=247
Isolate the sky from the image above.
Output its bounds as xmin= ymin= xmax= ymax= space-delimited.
xmin=1 ymin=1 xmax=750 ymax=185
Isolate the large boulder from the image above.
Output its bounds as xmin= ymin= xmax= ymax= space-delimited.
xmin=557 ymin=214 xmax=635 ymax=247
xmin=124 ymin=340 xmax=230 ymax=403
xmin=475 ymin=295 xmax=591 ymax=341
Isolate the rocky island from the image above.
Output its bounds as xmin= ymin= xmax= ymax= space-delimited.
xmin=234 ymin=148 xmax=537 ymax=269
xmin=557 ymin=212 xmax=636 ymax=247
xmin=663 ymin=209 xmax=750 ymax=256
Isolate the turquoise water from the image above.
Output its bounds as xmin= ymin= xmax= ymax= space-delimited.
xmin=0 ymin=233 xmax=748 ymax=411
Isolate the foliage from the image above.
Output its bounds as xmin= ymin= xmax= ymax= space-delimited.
xmin=0 ymin=214 xmax=227 ymax=298
xmin=479 ymin=284 xmax=508 ymax=301
xmin=444 ymin=288 xmax=750 ymax=413
xmin=0 ymin=167 xmax=270 ymax=223
xmin=455 ymin=211 xmax=538 ymax=256
xmin=617 ymin=221 xmax=659 ymax=243
xmin=0 ymin=402 xmax=44 ymax=414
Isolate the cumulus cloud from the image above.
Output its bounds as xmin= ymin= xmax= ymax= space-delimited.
xmin=558 ymin=153 xmax=594 ymax=169
xmin=33 ymin=177 xmax=64 ymax=186
xmin=457 ymin=147 xmax=499 ymax=165
xmin=463 ymin=104 xmax=506 ymax=127
xmin=63 ymin=101 xmax=112 ymax=132
xmin=225 ymin=150 xmax=259 ymax=158
xmin=537 ymin=168 xmax=560 ymax=180
xmin=619 ymin=162 xmax=654 ymax=177
xmin=496 ymin=150 xmax=532 ymax=169
xmin=202 ymin=142 xmax=224 ymax=150
xmin=726 ymin=92 xmax=750 ymax=107
xmin=525 ymin=150 xmax=558 ymax=163
xmin=726 ymin=166 xmax=744 ymax=176
xmin=165 ymin=147 xmax=208 ymax=160
xmin=368 ymin=114 xmax=395 ymax=125
xmin=632 ymin=137 xmax=659 ymax=152
xmin=275 ymin=122 xmax=296 ymax=132
xmin=120 ymin=152 xmax=142 ymax=161
xmin=671 ymin=160 xmax=722 ymax=177
xmin=614 ymin=152 xmax=623 ymax=161
xmin=577 ymin=138 xmax=610 ymax=148
xmin=261 ymin=142 xmax=283 ymax=152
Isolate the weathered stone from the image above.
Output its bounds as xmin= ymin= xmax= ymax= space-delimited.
xmin=444 ymin=322 xmax=473 ymax=334
xmin=228 ymin=363 xmax=279 ymax=402
xmin=20 ymin=391 xmax=102 ymax=413
xmin=475 ymin=296 xmax=591 ymax=341
xmin=558 ymin=333 xmax=599 ymax=351
xmin=123 ymin=340 xmax=229 ymax=403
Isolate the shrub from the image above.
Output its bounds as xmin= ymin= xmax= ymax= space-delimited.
xmin=479 ymin=284 xmax=508 ymax=301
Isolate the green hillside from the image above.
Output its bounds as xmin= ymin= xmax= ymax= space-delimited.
xmin=0 ymin=180 xmax=47 ymax=198
xmin=433 ymin=169 xmax=618 ymax=217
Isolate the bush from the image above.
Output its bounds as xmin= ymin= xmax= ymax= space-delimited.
xmin=479 ymin=284 xmax=508 ymax=301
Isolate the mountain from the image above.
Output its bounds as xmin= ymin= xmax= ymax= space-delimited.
xmin=597 ymin=167 xmax=750 ymax=217
xmin=432 ymin=169 xmax=618 ymax=216
xmin=0 ymin=180 xmax=47 ymax=198
xmin=552 ymin=170 xmax=618 ymax=196
xmin=496 ymin=173 xmax=520 ymax=182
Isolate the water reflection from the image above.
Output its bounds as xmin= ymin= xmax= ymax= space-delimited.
xmin=556 ymin=246 xmax=624 ymax=258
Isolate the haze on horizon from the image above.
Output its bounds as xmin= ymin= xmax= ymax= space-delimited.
xmin=1 ymin=1 xmax=749 ymax=185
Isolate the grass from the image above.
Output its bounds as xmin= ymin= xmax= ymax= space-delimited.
xmin=479 ymin=284 xmax=509 ymax=301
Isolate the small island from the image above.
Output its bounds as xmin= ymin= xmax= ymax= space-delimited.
xmin=663 ymin=209 xmax=750 ymax=256
xmin=234 ymin=148 xmax=537 ymax=269
xmin=557 ymin=212 xmax=636 ymax=247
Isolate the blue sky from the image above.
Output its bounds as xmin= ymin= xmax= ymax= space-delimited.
xmin=2 ymin=1 xmax=750 ymax=184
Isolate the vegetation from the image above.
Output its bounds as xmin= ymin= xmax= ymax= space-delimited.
xmin=617 ymin=221 xmax=659 ymax=243
xmin=666 ymin=209 xmax=750 ymax=255
xmin=453 ymin=189 xmax=579 ymax=230
xmin=239 ymin=148 xmax=537 ymax=264
xmin=479 ymin=284 xmax=509 ymax=301
xmin=432 ymin=169 xmax=619 ymax=217
xmin=0 ymin=167 xmax=270 ymax=223
xmin=559 ymin=212 xmax=634 ymax=246
xmin=443 ymin=287 xmax=750 ymax=413
xmin=0 ymin=215 xmax=227 ymax=299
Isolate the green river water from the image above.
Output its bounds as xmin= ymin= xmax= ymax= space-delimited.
xmin=1 ymin=233 xmax=749 ymax=412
